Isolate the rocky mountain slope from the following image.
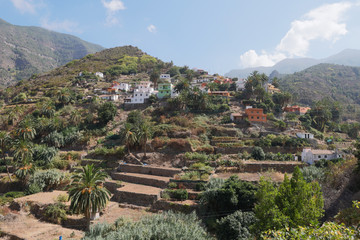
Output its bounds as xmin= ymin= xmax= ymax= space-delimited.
xmin=0 ymin=18 xmax=104 ymax=86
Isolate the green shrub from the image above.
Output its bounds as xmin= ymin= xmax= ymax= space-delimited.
xmin=252 ymin=146 xmax=265 ymax=160
xmin=57 ymin=194 xmax=69 ymax=202
xmin=164 ymin=189 xmax=188 ymax=201
xmin=200 ymin=176 xmax=257 ymax=221
xmin=84 ymin=211 xmax=212 ymax=240
xmin=195 ymin=182 xmax=206 ymax=191
xmin=44 ymin=203 xmax=67 ymax=224
xmin=28 ymin=169 xmax=65 ymax=192
xmin=26 ymin=183 xmax=42 ymax=195
xmin=4 ymin=191 xmax=25 ymax=198
xmin=168 ymin=182 xmax=177 ymax=189
xmin=33 ymin=145 xmax=58 ymax=166
xmin=301 ymin=165 xmax=325 ymax=183
xmin=52 ymin=159 xmax=68 ymax=170
xmin=216 ymin=210 xmax=257 ymax=240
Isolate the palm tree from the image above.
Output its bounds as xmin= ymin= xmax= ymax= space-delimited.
xmin=69 ymin=164 xmax=110 ymax=229
xmin=13 ymin=139 xmax=34 ymax=182
xmin=0 ymin=132 xmax=12 ymax=182
xmin=17 ymin=118 xmax=36 ymax=141
xmin=124 ymin=123 xmax=137 ymax=154
xmin=137 ymin=123 xmax=152 ymax=158
xmin=70 ymin=110 xmax=82 ymax=127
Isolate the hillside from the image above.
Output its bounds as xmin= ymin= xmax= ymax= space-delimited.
xmin=226 ymin=49 xmax=360 ymax=78
xmin=0 ymin=18 xmax=104 ymax=86
xmin=3 ymin=45 xmax=171 ymax=100
xmin=278 ymin=63 xmax=360 ymax=119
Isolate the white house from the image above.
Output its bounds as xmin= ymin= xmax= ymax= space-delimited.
xmin=125 ymin=90 xmax=154 ymax=104
xmin=99 ymin=95 xmax=119 ymax=101
xmin=301 ymin=148 xmax=342 ymax=165
xmin=110 ymin=82 xmax=130 ymax=92
xmin=125 ymin=81 xmax=156 ymax=104
xmin=160 ymin=74 xmax=171 ymax=80
xmin=136 ymin=81 xmax=154 ymax=92
xmin=296 ymin=132 xmax=314 ymax=139
xmin=95 ymin=72 xmax=104 ymax=78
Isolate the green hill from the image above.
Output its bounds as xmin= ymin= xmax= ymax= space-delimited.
xmin=0 ymin=18 xmax=104 ymax=86
xmin=278 ymin=63 xmax=360 ymax=119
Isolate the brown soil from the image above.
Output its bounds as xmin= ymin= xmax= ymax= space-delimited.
xmin=0 ymin=211 xmax=83 ymax=240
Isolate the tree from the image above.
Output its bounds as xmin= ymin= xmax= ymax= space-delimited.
xmin=150 ymin=70 xmax=160 ymax=89
xmin=97 ymin=102 xmax=117 ymax=126
xmin=0 ymin=132 xmax=13 ymax=181
xmin=69 ymin=164 xmax=110 ymax=229
xmin=137 ymin=122 xmax=152 ymax=158
xmin=216 ymin=210 xmax=257 ymax=240
xmin=13 ymin=139 xmax=34 ymax=181
xmin=124 ymin=124 xmax=137 ymax=154
xmin=17 ymin=118 xmax=36 ymax=140
xmin=252 ymin=146 xmax=265 ymax=160
xmin=254 ymin=167 xmax=324 ymax=234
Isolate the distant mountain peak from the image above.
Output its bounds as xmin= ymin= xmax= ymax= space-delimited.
xmin=226 ymin=49 xmax=360 ymax=78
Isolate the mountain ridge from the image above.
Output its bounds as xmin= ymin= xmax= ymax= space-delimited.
xmin=226 ymin=49 xmax=360 ymax=78
xmin=0 ymin=18 xmax=104 ymax=86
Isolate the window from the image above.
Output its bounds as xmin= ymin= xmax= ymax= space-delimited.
xmin=324 ymin=155 xmax=327 ymax=158
xmin=318 ymin=155 xmax=321 ymax=158
xmin=262 ymin=117 xmax=265 ymax=119
xmin=251 ymin=116 xmax=254 ymax=119
xmin=140 ymin=94 xmax=142 ymax=96
xmin=257 ymin=111 xmax=259 ymax=114
xmin=135 ymin=94 xmax=137 ymax=96
xmin=257 ymin=117 xmax=259 ymax=119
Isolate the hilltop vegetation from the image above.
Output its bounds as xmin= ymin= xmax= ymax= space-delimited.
xmin=0 ymin=18 xmax=104 ymax=86
xmin=278 ymin=63 xmax=360 ymax=120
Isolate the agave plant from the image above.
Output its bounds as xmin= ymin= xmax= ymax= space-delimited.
xmin=69 ymin=164 xmax=110 ymax=229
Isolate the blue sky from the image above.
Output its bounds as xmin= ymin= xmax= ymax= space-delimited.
xmin=1 ymin=0 xmax=360 ymax=74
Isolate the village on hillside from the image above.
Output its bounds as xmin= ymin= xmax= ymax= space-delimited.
xmin=0 ymin=55 xmax=359 ymax=239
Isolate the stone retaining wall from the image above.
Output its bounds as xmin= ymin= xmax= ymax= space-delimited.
xmin=118 ymin=164 xmax=181 ymax=177
xmin=215 ymin=146 xmax=302 ymax=154
xmin=151 ymin=200 xmax=198 ymax=213
xmin=216 ymin=161 xmax=304 ymax=173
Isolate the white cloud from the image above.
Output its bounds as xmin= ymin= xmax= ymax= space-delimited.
xmin=147 ymin=24 xmax=157 ymax=33
xmin=40 ymin=18 xmax=82 ymax=34
xmin=240 ymin=50 xmax=286 ymax=68
xmin=101 ymin=0 xmax=126 ymax=26
xmin=239 ymin=2 xmax=354 ymax=68
xmin=11 ymin=0 xmax=36 ymax=14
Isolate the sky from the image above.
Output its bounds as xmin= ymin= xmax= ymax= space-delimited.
xmin=1 ymin=0 xmax=360 ymax=74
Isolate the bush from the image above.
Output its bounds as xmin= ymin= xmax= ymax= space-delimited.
xmin=44 ymin=203 xmax=67 ymax=224
xmin=163 ymin=189 xmax=188 ymax=201
xmin=168 ymin=182 xmax=177 ymax=189
xmin=4 ymin=191 xmax=25 ymax=198
xmin=200 ymin=176 xmax=257 ymax=220
xmin=43 ymin=131 xmax=64 ymax=148
xmin=97 ymin=102 xmax=117 ymax=126
xmin=83 ymin=211 xmax=212 ymax=240
xmin=216 ymin=210 xmax=257 ymax=240
xmin=57 ymin=194 xmax=69 ymax=203
xmin=90 ymin=146 xmax=125 ymax=158
xmin=28 ymin=169 xmax=65 ymax=192
xmin=33 ymin=145 xmax=58 ymax=166
xmin=26 ymin=183 xmax=42 ymax=195
xmin=252 ymin=146 xmax=265 ymax=160
xmin=301 ymin=165 xmax=325 ymax=182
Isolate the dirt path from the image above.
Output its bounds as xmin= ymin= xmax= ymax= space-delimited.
xmin=0 ymin=212 xmax=83 ymax=240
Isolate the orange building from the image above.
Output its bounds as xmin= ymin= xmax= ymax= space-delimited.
xmin=231 ymin=108 xmax=267 ymax=123
xmin=284 ymin=105 xmax=311 ymax=115
xmin=245 ymin=108 xmax=267 ymax=122
xmin=208 ymin=91 xmax=230 ymax=97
